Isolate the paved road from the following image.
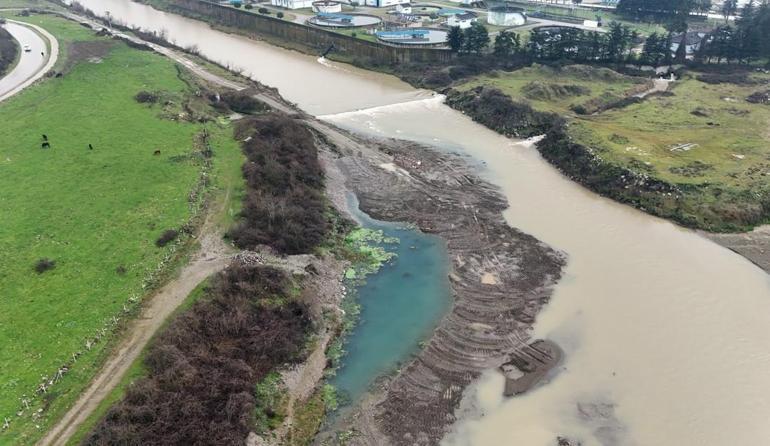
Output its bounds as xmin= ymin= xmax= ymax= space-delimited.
xmin=0 ymin=20 xmax=57 ymax=103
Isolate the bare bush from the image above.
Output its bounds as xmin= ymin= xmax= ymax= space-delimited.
xmin=85 ymin=265 xmax=310 ymax=445
xmin=228 ymin=115 xmax=328 ymax=254
xmin=219 ymin=91 xmax=265 ymax=114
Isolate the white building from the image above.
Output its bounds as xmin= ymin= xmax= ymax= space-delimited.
xmin=670 ymin=31 xmax=707 ymax=56
xmin=395 ymin=2 xmax=412 ymax=13
xmin=447 ymin=12 xmax=477 ymax=29
xmin=271 ymin=0 xmax=314 ymax=9
xmin=364 ymin=0 xmax=410 ymax=8
xmin=312 ymin=0 xmax=342 ymax=12
xmin=487 ymin=7 xmax=526 ymax=26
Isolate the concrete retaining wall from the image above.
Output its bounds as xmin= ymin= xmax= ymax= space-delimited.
xmin=169 ymin=0 xmax=453 ymax=64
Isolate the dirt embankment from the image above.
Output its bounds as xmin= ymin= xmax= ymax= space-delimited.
xmin=705 ymin=226 xmax=770 ymax=274
xmin=312 ymin=122 xmax=566 ymax=445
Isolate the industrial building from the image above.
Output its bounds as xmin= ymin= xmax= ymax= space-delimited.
xmin=447 ymin=12 xmax=478 ymax=29
xmin=271 ymin=0 xmax=314 ymax=9
xmin=364 ymin=0 xmax=410 ymax=7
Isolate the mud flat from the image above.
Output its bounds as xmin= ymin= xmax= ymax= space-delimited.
xmin=705 ymin=226 xmax=770 ymax=275
xmin=315 ymin=122 xmax=566 ymax=445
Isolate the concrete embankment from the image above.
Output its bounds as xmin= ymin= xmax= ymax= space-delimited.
xmin=141 ymin=0 xmax=453 ymax=64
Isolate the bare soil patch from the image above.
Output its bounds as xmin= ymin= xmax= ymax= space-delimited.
xmin=62 ymin=40 xmax=114 ymax=73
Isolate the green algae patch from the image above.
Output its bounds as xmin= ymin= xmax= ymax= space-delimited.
xmin=342 ymin=228 xmax=398 ymax=281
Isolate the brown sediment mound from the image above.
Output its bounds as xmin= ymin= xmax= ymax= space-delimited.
xmin=316 ymin=122 xmax=566 ymax=445
xmin=502 ymin=339 xmax=562 ymax=397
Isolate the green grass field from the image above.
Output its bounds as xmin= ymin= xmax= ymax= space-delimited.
xmin=574 ymin=73 xmax=770 ymax=187
xmin=457 ymin=64 xmax=770 ymax=230
xmin=0 ymin=14 xmax=243 ymax=444
xmin=457 ymin=64 xmax=649 ymax=114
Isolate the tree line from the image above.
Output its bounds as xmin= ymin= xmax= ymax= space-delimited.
xmin=448 ymin=21 xmax=640 ymax=64
xmin=446 ymin=2 xmax=769 ymax=68
xmin=695 ymin=1 xmax=770 ymax=64
xmin=617 ymin=0 xmax=712 ymax=24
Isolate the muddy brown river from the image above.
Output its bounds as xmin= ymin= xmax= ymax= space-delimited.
xmin=68 ymin=1 xmax=770 ymax=444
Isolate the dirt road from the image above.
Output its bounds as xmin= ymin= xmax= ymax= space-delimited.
xmin=38 ymin=225 xmax=233 ymax=446
xmin=0 ymin=18 xmax=58 ymax=103
xmin=35 ymin=13 xmax=324 ymax=445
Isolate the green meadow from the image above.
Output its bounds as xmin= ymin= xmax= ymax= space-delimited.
xmin=0 ymin=14 xmax=242 ymax=444
xmin=458 ymin=64 xmax=650 ymax=114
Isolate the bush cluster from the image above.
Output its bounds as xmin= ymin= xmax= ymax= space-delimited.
xmin=696 ymin=72 xmax=754 ymax=85
xmin=134 ymin=90 xmax=159 ymax=104
xmin=220 ymin=91 xmax=265 ymax=114
xmin=155 ymin=229 xmax=179 ymax=247
xmin=228 ymin=115 xmax=327 ymax=254
xmin=85 ymin=265 xmax=310 ymax=445
xmin=445 ymin=86 xmax=557 ymax=138
xmin=34 ymin=258 xmax=56 ymax=274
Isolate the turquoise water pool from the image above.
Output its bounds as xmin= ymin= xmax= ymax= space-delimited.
xmin=330 ymin=196 xmax=452 ymax=405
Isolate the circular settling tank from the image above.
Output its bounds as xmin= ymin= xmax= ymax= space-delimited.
xmin=308 ymin=13 xmax=382 ymax=28
xmin=376 ymin=28 xmax=447 ymax=45
xmin=409 ymin=4 xmax=441 ymax=15
xmin=437 ymin=7 xmax=466 ymax=17
xmin=312 ymin=0 xmax=342 ymax=13
xmin=487 ymin=6 xmax=526 ymax=26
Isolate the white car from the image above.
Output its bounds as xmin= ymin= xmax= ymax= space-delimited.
xmin=23 ymin=45 xmax=31 ymax=52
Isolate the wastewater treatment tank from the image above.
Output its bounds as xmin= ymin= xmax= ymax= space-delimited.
xmin=312 ymin=0 xmax=342 ymax=13
xmin=406 ymin=4 xmax=441 ymax=16
xmin=376 ymin=28 xmax=447 ymax=45
xmin=487 ymin=6 xmax=526 ymax=26
xmin=308 ymin=12 xmax=382 ymax=27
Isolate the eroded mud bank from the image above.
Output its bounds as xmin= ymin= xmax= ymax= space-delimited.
xmin=313 ymin=121 xmax=566 ymax=445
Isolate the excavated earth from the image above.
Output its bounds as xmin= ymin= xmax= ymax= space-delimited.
xmin=315 ymin=124 xmax=567 ymax=445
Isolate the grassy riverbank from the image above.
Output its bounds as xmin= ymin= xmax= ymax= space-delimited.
xmin=451 ymin=65 xmax=770 ymax=232
xmin=0 ymin=23 xmax=19 ymax=77
xmin=0 ymin=13 xmax=243 ymax=444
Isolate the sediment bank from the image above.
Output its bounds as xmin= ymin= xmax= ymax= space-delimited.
xmin=313 ymin=121 xmax=566 ymax=444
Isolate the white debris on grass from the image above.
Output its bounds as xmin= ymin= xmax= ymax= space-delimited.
xmin=669 ymin=143 xmax=699 ymax=152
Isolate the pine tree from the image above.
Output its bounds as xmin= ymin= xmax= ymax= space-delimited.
xmin=642 ymin=32 xmax=661 ymax=65
xmin=447 ymin=26 xmax=463 ymax=53
xmin=494 ymin=30 xmax=516 ymax=56
xmin=463 ymin=22 xmax=490 ymax=54
xmin=722 ymin=0 xmax=738 ymax=23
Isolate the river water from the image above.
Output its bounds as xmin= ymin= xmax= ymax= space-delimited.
xmin=70 ymin=1 xmax=770 ymax=444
